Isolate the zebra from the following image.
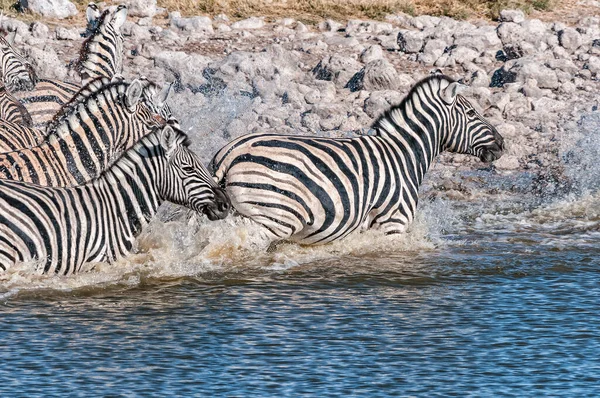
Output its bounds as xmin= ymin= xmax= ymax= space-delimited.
xmin=0 ymin=124 xmax=230 ymax=275
xmin=0 ymin=85 xmax=33 ymax=126
xmin=0 ymin=119 xmax=44 ymax=152
xmin=210 ymin=75 xmax=504 ymax=245
xmin=0 ymin=32 xmax=37 ymax=92
xmin=76 ymin=4 xmax=127 ymax=85
xmin=13 ymin=4 xmax=127 ymax=129
xmin=0 ymin=77 xmax=173 ymax=186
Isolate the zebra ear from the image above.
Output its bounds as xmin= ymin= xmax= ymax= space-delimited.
xmin=159 ymin=125 xmax=178 ymax=156
xmin=156 ymin=83 xmax=173 ymax=106
xmin=6 ymin=31 xmax=16 ymax=45
xmin=86 ymin=3 xmax=100 ymax=25
xmin=112 ymin=5 xmax=128 ymax=29
xmin=125 ymin=79 xmax=143 ymax=109
xmin=440 ymin=82 xmax=467 ymax=104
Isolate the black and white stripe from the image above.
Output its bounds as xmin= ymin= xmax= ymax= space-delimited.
xmin=14 ymin=4 xmax=127 ymax=129
xmin=0 ymin=85 xmax=33 ymax=126
xmin=0 ymin=77 xmax=173 ymax=186
xmin=0 ymin=33 xmax=37 ymax=92
xmin=76 ymin=4 xmax=127 ymax=84
xmin=0 ymin=125 xmax=230 ymax=275
xmin=211 ymin=75 xmax=504 ymax=245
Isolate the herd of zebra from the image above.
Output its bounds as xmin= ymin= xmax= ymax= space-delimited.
xmin=0 ymin=3 xmax=505 ymax=276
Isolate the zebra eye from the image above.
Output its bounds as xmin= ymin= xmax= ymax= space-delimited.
xmin=466 ymin=109 xmax=477 ymax=118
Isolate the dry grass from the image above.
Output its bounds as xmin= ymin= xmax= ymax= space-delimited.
xmin=0 ymin=0 xmax=557 ymax=25
xmin=158 ymin=0 xmax=556 ymax=22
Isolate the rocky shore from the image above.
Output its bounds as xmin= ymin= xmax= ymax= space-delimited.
xmin=3 ymin=3 xmax=600 ymax=203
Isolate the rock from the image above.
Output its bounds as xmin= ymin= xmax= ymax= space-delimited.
xmin=23 ymin=46 xmax=67 ymax=80
xmin=19 ymin=0 xmax=77 ymax=19
xmin=454 ymin=26 xmax=502 ymax=52
xmin=496 ymin=22 xmax=525 ymax=46
xmin=449 ymin=46 xmax=480 ymax=65
xmin=30 ymin=22 xmax=49 ymax=39
xmin=558 ymin=28 xmax=582 ymax=51
xmin=346 ymin=59 xmax=400 ymax=92
xmin=170 ymin=15 xmax=214 ymax=34
xmin=123 ymin=0 xmax=157 ymax=18
xmin=586 ymin=56 xmax=600 ymax=74
xmin=232 ymin=17 xmax=265 ymax=30
xmin=499 ymin=9 xmax=525 ymax=23
xmin=346 ymin=20 xmax=393 ymax=36
xmin=0 ymin=16 xmax=29 ymax=38
xmin=520 ymin=19 xmax=548 ymax=45
xmin=494 ymin=155 xmax=520 ymax=170
xmin=319 ymin=19 xmax=343 ymax=32
xmin=313 ymin=54 xmax=362 ymax=88
xmin=55 ymin=26 xmax=79 ymax=40
xmin=419 ymin=39 xmax=447 ymax=65
xmin=521 ymin=79 xmax=545 ymax=98
xmin=471 ymin=70 xmax=490 ymax=88
xmin=411 ymin=15 xmax=440 ymax=30
xmin=360 ymin=44 xmax=384 ymax=63
xmin=397 ymin=30 xmax=425 ymax=53
xmin=154 ymin=51 xmax=212 ymax=88
xmin=531 ymin=97 xmax=567 ymax=112
xmin=508 ymin=58 xmax=560 ymax=89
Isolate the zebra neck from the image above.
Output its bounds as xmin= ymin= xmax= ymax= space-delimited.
xmin=375 ymin=113 xmax=444 ymax=185
xmin=95 ymin=153 xmax=164 ymax=237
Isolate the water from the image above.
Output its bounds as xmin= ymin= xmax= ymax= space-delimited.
xmin=2 ymin=106 xmax=600 ymax=396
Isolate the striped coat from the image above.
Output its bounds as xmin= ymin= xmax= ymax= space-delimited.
xmin=13 ymin=4 xmax=127 ymax=129
xmin=0 ymin=33 xmax=37 ymax=92
xmin=0 ymin=78 xmax=172 ymax=186
xmin=0 ymin=125 xmax=230 ymax=275
xmin=211 ymin=75 xmax=504 ymax=245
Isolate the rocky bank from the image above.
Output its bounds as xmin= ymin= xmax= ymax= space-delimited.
xmin=2 ymin=5 xmax=600 ymax=205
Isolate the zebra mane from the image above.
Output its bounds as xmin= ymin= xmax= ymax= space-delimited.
xmin=46 ymin=76 xmax=116 ymax=132
xmin=95 ymin=126 xmax=191 ymax=181
xmin=75 ymin=9 xmax=110 ymax=72
xmin=371 ymin=74 xmax=456 ymax=135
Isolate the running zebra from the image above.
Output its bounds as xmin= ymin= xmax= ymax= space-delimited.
xmin=0 ymin=124 xmax=230 ymax=275
xmin=211 ymin=75 xmax=504 ymax=245
xmin=0 ymin=33 xmax=37 ymax=92
xmin=0 ymin=85 xmax=33 ymax=126
xmin=14 ymin=4 xmax=127 ymax=129
xmin=0 ymin=77 xmax=173 ymax=186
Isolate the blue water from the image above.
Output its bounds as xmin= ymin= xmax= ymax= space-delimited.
xmin=2 ymin=224 xmax=600 ymax=396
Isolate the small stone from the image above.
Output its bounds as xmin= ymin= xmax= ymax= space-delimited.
xmin=499 ymin=9 xmax=525 ymax=23
xmin=20 ymin=0 xmax=78 ymax=19
xmin=558 ymin=28 xmax=582 ymax=52
xmin=319 ymin=19 xmax=343 ymax=32
xmin=123 ymin=0 xmax=157 ymax=18
xmin=232 ymin=17 xmax=265 ymax=30
xmin=171 ymin=15 xmax=214 ymax=34
xmin=55 ymin=26 xmax=79 ymax=40
xmin=360 ymin=44 xmax=384 ymax=63
xmin=419 ymin=39 xmax=447 ymax=65
xmin=30 ymin=22 xmax=49 ymax=38
xmin=397 ymin=30 xmax=425 ymax=53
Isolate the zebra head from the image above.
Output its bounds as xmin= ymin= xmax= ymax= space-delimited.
xmin=439 ymin=78 xmax=504 ymax=163
xmin=0 ymin=33 xmax=37 ymax=91
xmin=77 ymin=4 xmax=128 ymax=82
xmin=157 ymin=125 xmax=230 ymax=220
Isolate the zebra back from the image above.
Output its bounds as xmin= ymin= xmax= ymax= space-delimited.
xmin=0 ymin=85 xmax=33 ymax=126
xmin=13 ymin=78 xmax=81 ymax=129
xmin=0 ymin=78 xmax=174 ymax=186
xmin=76 ymin=4 xmax=127 ymax=85
xmin=212 ymin=75 xmax=504 ymax=245
xmin=0 ymin=119 xmax=44 ymax=152
xmin=0 ymin=125 xmax=229 ymax=275
xmin=0 ymin=33 xmax=37 ymax=92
